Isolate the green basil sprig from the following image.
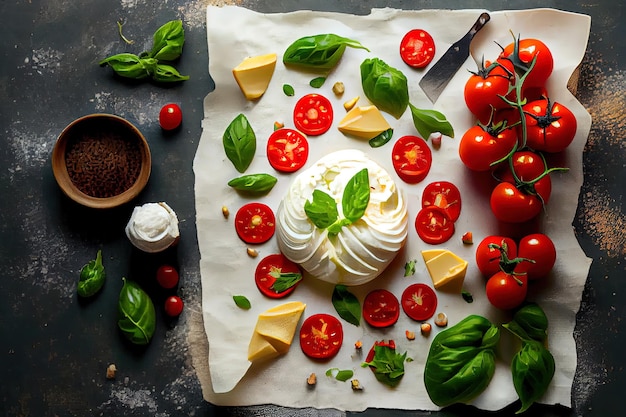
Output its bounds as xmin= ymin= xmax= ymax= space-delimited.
xmin=223 ymin=114 xmax=256 ymax=173
xmin=332 ymin=285 xmax=361 ymax=326
xmin=424 ymin=315 xmax=500 ymax=407
xmin=100 ymin=20 xmax=189 ymax=83
xmin=304 ymin=168 xmax=370 ymax=236
xmin=270 ymin=270 xmax=303 ymax=293
xmin=228 ymin=173 xmax=277 ymax=194
xmin=362 ymin=342 xmax=411 ymax=387
xmin=117 ymin=278 xmax=156 ymax=345
xmin=409 ymin=104 xmax=455 ymax=140
xmin=360 ymin=58 xmax=409 ymax=119
xmin=283 ymin=34 xmax=369 ymax=72
xmin=77 ymin=250 xmax=106 ymax=297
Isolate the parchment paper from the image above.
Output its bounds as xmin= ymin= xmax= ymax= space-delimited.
xmin=193 ymin=6 xmax=592 ymax=411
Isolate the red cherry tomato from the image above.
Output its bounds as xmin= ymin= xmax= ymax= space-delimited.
xmin=475 ymin=236 xmax=518 ymax=278
xmin=415 ymin=206 xmax=455 ymax=245
xmin=499 ymin=37 xmax=553 ymax=91
xmin=266 ymin=128 xmax=309 ymax=173
xmin=391 ymin=135 xmax=432 ymax=184
xmin=401 ymin=283 xmax=437 ymax=321
xmin=159 ymin=103 xmax=183 ymax=130
xmin=522 ymin=97 xmax=577 ymax=153
xmin=164 ymin=295 xmax=184 ymax=317
xmin=421 ymin=181 xmax=462 ymax=222
xmin=399 ymin=29 xmax=435 ymax=68
xmin=293 ymin=93 xmax=333 ymax=136
xmin=254 ymin=253 xmax=302 ymax=298
xmin=234 ymin=202 xmax=276 ymax=244
xmin=463 ymin=59 xmax=514 ymax=123
xmin=299 ymin=313 xmax=343 ymax=360
xmin=156 ymin=265 xmax=179 ymax=289
xmin=516 ymin=233 xmax=556 ymax=280
xmin=458 ymin=123 xmax=518 ymax=172
xmin=486 ymin=271 xmax=527 ymax=310
xmin=363 ymin=289 xmax=400 ymax=328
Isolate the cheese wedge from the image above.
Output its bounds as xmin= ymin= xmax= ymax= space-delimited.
xmin=338 ymin=105 xmax=391 ymax=139
xmin=247 ymin=301 xmax=306 ymax=362
xmin=421 ymin=250 xmax=468 ymax=293
xmin=232 ymin=53 xmax=277 ymax=100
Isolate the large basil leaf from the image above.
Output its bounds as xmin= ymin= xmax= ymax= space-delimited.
xmin=512 ymin=340 xmax=555 ymax=414
xmin=304 ymin=190 xmax=339 ymax=229
xmin=222 ymin=114 xmax=256 ymax=173
xmin=504 ymin=303 xmax=549 ymax=342
xmin=331 ymin=285 xmax=360 ymax=326
xmin=117 ymin=278 xmax=156 ymax=345
xmin=409 ymin=104 xmax=455 ymax=139
xmin=283 ymin=34 xmax=369 ymax=72
xmin=148 ymin=20 xmax=185 ymax=61
xmin=227 ymin=173 xmax=277 ymax=194
xmin=360 ymin=58 xmax=409 ymax=119
xmin=342 ymin=168 xmax=370 ymax=223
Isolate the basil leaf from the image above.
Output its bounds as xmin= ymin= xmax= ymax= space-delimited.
xmin=505 ymin=303 xmax=549 ymax=342
xmin=512 ymin=340 xmax=555 ymax=414
xmin=117 ymin=278 xmax=156 ymax=345
xmin=270 ymin=271 xmax=303 ymax=293
xmin=409 ymin=103 xmax=455 ymax=139
xmin=360 ymin=58 xmax=409 ymax=119
xmin=153 ymin=63 xmax=190 ymax=82
xmin=404 ymin=259 xmax=416 ymax=277
xmin=368 ymin=128 xmax=394 ymax=148
xmin=223 ymin=113 xmax=256 ymax=173
xmin=331 ymin=285 xmax=360 ymax=326
xmin=461 ymin=290 xmax=474 ymax=303
xmin=309 ymin=76 xmax=326 ymax=88
xmin=77 ymin=250 xmax=106 ymax=297
xmin=228 ymin=173 xmax=277 ymax=194
xmin=342 ymin=168 xmax=370 ymax=223
xmin=362 ymin=345 xmax=408 ymax=387
xmin=283 ymin=34 xmax=369 ymax=72
xmin=335 ymin=369 xmax=354 ymax=382
xmin=233 ymin=295 xmax=251 ymax=309
xmin=148 ymin=20 xmax=185 ymax=61
xmin=283 ymin=84 xmax=295 ymax=96
xmin=304 ymin=190 xmax=338 ymax=229
xmin=99 ymin=53 xmax=150 ymax=79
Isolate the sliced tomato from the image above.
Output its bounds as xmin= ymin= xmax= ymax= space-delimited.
xmin=293 ymin=93 xmax=333 ymax=136
xmin=401 ymin=283 xmax=437 ymax=321
xmin=400 ymin=29 xmax=435 ymax=68
xmin=415 ymin=206 xmax=455 ymax=245
xmin=421 ymin=181 xmax=462 ymax=222
xmin=254 ymin=253 xmax=302 ymax=298
xmin=391 ymin=135 xmax=433 ymax=184
xmin=363 ymin=289 xmax=400 ymax=328
xmin=234 ymin=202 xmax=275 ymax=244
xmin=267 ymin=128 xmax=309 ymax=173
xmin=299 ymin=313 xmax=343 ymax=360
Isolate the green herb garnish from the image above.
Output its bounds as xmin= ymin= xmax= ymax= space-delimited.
xmin=269 ymin=269 xmax=303 ymax=293
xmin=222 ymin=113 xmax=256 ymax=173
xmin=331 ymin=285 xmax=361 ymax=326
xmin=77 ymin=250 xmax=106 ymax=298
xmin=309 ymin=76 xmax=326 ymax=88
xmin=233 ymin=295 xmax=251 ymax=310
xmin=409 ymin=104 xmax=454 ymax=139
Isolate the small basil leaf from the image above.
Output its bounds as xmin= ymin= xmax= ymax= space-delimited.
xmin=368 ymin=128 xmax=394 ymax=148
xmin=233 ymin=295 xmax=251 ymax=310
xmin=153 ymin=63 xmax=190 ymax=82
xmin=331 ymin=285 xmax=360 ymax=326
xmin=283 ymin=84 xmax=295 ymax=96
xmin=149 ymin=20 xmax=185 ymax=61
xmin=361 ymin=58 xmax=409 ymax=119
xmin=99 ymin=53 xmax=150 ymax=79
xmin=228 ymin=173 xmax=277 ymax=194
xmin=510 ymin=303 xmax=549 ymax=342
xmin=512 ymin=340 xmax=555 ymax=414
xmin=461 ymin=290 xmax=474 ymax=303
xmin=304 ymin=189 xmax=338 ymax=229
xmin=409 ymin=103 xmax=455 ymax=139
xmin=77 ymin=250 xmax=106 ymax=298
xmin=223 ymin=114 xmax=256 ymax=173
xmin=335 ymin=369 xmax=354 ymax=382
xmin=342 ymin=168 xmax=370 ymax=223
xmin=117 ymin=278 xmax=156 ymax=345
xmin=404 ymin=259 xmax=417 ymax=277
xmin=270 ymin=271 xmax=303 ymax=293
xmin=309 ymin=76 xmax=326 ymax=88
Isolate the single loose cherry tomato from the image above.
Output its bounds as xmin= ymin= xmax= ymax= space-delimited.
xmin=156 ymin=265 xmax=179 ymax=289
xmin=421 ymin=180 xmax=462 ymax=222
xmin=399 ymin=29 xmax=435 ymax=68
xmin=464 ymin=59 xmax=514 ymax=123
xmin=458 ymin=123 xmax=518 ymax=172
xmin=499 ymin=37 xmax=553 ymax=91
xmin=299 ymin=313 xmax=343 ymax=360
xmin=293 ymin=93 xmax=333 ymax=136
xmin=415 ymin=206 xmax=455 ymax=245
xmin=363 ymin=289 xmax=400 ymax=328
xmin=267 ymin=128 xmax=309 ymax=172
xmin=522 ymin=97 xmax=577 ymax=153
xmin=475 ymin=236 xmax=518 ymax=278
xmin=401 ymin=283 xmax=437 ymax=321
xmin=391 ymin=135 xmax=433 ymax=184
xmin=486 ymin=271 xmax=527 ymax=310
xmin=159 ymin=103 xmax=183 ymax=130
xmin=234 ymin=202 xmax=276 ymax=244
xmin=164 ymin=295 xmax=184 ymax=317
xmin=254 ymin=253 xmax=302 ymax=298
xmin=516 ymin=233 xmax=556 ymax=280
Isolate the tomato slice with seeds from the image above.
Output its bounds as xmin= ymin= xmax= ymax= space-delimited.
xmin=266 ymin=128 xmax=309 ymax=173
xmin=400 ymin=29 xmax=436 ymax=68
xmin=415 ymin=206 xmax=455 ymax=245
xmin=293 ymin=93 xmax=333 ymax=136
xmin=299 ymin=313 xmax=343 ymax=360
xmin=421 ymin=181 xmax=462 ymax=222
xmin=401 ymin=283 xmax=437 ymax=322
xmin=391 ymin=135 xmax=433 ymax=184
xmin=234 ymin=202 xmax=276 ymax=244
xmin=363 ymin=289 xmax=400 ymax=328
xmin=254 ymin=253 xmax=302 ymax=298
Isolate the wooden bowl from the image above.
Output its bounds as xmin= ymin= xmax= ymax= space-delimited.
xmin=51 ymin=114 xmax=151 ymax=209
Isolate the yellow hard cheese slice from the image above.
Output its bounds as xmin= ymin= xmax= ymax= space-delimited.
xmin=247 ymin=301 xmax=306 ymax=362
xmin=338 ymin=105 xmax=391 ymax=139
xmin=421 ymin=250 xmax=468 ymax=293
xmin=232 ymin=53 xmax=277 ymax=100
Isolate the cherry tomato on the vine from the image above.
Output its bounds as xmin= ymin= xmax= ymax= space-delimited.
xmin=293 ymin=93 xmax=333 ymax=136
xmin=421 ymin=181 xmax=462 ymax=222
xmin=159 ymin=103 xmax=183 ymax=130
xmin=399 ymin=29 xmax=435 ymax=68
xmin=522 ymin=97 xmax=577 ymax=153
xmin=234 ymin=202 xmax=276 ymax=244
xmin=299 ymin=313 xmax=343 ymax=360
xmin=464 ymin=59 xmax=514 ymax=123
xmin=164 ymin=295 xmax=184 ymax=317
xmin=401 ymin=283 xmax=437 ymax=322
xmin=363 ymin=289 xmax=400 ymax=328
xmin=415 ymin=206 xmax=455 ymax=244
xmin=486 ymin=270 xmax=527 ymax=310
xmin=475 ymin=235 xmax=518 ymax=278
xmin=254 ymin=253 xmax=302 ymax=298
xmin=499 ymin=37 xmax=553 ymax=91
xmin=391 ymin=135 xmax=432 ymax=184
xmin=459 ymin=122 xmax=518 ymax=172
xmin=516 ymin=233 xmax=556 ymax=280
xmin=156 ymin=265 xmax=179 ymax=289
xmin=267 ymin=128 xmax=309 ymax=173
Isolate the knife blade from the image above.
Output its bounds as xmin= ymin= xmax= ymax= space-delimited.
xmin=419 ymin=12 xmax=491 ymax=103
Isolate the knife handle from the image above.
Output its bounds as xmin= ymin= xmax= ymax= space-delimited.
xmin=468 ymin=12 xmax=491 ymax=38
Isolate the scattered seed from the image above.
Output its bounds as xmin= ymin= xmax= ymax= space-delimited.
xmin=332 ymin=81 xmax=345 ymax=96
xmin=420 ymin=322 xmax=432 ymax=336
xmin=405 ymin=330 xmax=416 ymax=340
xmin=354 ymin=340 xmax=363 ymax=350
xmin=221 ymin=205 xmax=229 ymax=218
xmin=106 ymin=363 xmax=117 ymax=379
xmin=351 ymin=379 xmax=364 ymax=391
xmin=247 ymin=247 xmax=258 ymax=258
xmin=307 ymin=373 xmax=317 ymax=386
xmin=434 ymin=312 xmax=448 ymax=327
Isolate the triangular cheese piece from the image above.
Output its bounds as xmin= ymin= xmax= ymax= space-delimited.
xmin=247 ymin=301 xmax=306 ymax=362
xmin=232 ymin=53 xmax=277 ymax=100
xmin=422 ymin=250 xmax=468 ymax=293
xmin=338 ymin=105 xmax=391 ymax=139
